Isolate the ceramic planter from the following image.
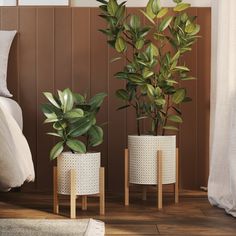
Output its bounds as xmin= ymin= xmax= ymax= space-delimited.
xmin=57 ymin=152 xmax=100 ymax=195
xmin=128 ymin=135 xmax=176 ymax=185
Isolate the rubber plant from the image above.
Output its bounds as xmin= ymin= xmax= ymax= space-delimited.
xmin=42 ymin=88 xmax=107 ymax=160
xmin=97 ymin=0 xmax=200 ymax=135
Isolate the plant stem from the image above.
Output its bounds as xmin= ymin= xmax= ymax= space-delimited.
xmin=135 ymin=103 xmax=141 ymax=136
xmin=86 ymin=135 xmax=89 ymax=151
xmin=162 ymin=95 xmax=170 ymax=136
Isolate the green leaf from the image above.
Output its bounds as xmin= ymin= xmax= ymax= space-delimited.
xmin=185 ymin=22 xmax=196 ymax=34
xmin=43 ymin=92 xmax=60 ymax=109
xmin=130 ymin=15 xmax=140 ymax=30
xmin=68 ymin=116 xmax=94 ymax=137
xmin=173 ymin=0 xmax=182 ymax=3
xmin=155 ymin=87 xmax=162 ymax=96
xmin=155 ymin=98 xmax=166 ymax=106
xmin=115 ymin=71 xmax=128 ymax=79
xmin=73 ymin=93 xmax=85 ymax=105
xmin=174 ymin=3 xmax=190 ymax=12
xmin=137 ymin=116 xmax=148 ymax=121
xmin=146 ymin=43 xmax=159 ymax=58
xmin=41 ymin=104 xmax=58 ymax=119
xmin=64 ymin=108 xmax=84 ymax=119
xmin=97 ymin=0 xmax=108 ymax=4
xmin=172 ymin=88 xmax=186 ymax=104
xmin=168 ymin=115 xmax=183 ymax=123
xmin=140 ymin=10 xmax=155 ymax=24
xmin=66 ymin=139 xmax=86 ymax=153
xmin=89 ymin=93 xmax=107 ymax=111
xmin=146 ymin=84 xmax=155 ymax=97
xmin=47 ymin=132 xmax=62 ymax=138
xmin=171 ymin=51 xmax=180 ymax=63
xmin=156 ymin=8 xmax=168 ymax=18
xmin=115 ymin=37 xmax=127 ymax=52
xmin=57 ymin=90 xmax=64 ymax=106
xmin=135 ymin=38 xmax=145 ymax=50
xmin=142 ymin=69 xmax=154 ymax=79
xmin=44 ymin=117 xmax=59 ymax=124
xmin=107 ymin=0 xmax=118 ymax=16
xmin=62 ymin=88 xmax=74 ymax=112
xmin=116 ymin=89 xmax=129 ymax=101
xmin=128 ymin=75 xmax=145 ymax=85
xmin=115 ymin=4 xmax=125 ymax=19
xmin=110 ymin=57 xmax=122 ymax=63
xmin=53 ymin=121 xmax=67 ymax=130
xmin=50 ymin=141 xmax=64 ymax=160
xmin=146 ymin=0 xmax=156 ymax=19
xmin=166 ymin=80 xmax=178 ymax=84
xmin=181 ymin=77 xmax=196 ymax=81
xmin=159 ymin=16 xmax=173 ymax=31
xmin=189 ymin=24 xmax=200 ymax=36
xmin=88 ymin=125 xmax=104 ymax=147
xmin=163 ymin=126 xmax=179 ymax=131
xmin=175 ymin=66 xmax=190 ymax=71
xmin=152 ymin=0 xmax=161 ymax=15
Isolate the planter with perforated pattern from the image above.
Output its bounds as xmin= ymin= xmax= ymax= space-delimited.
xmin=57 ymin=152 xmax=100 ymax=196
xmin=128 ymin=135 xmax=176 ymax=185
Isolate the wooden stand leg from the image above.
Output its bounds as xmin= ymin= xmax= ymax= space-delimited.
xmin=53 ymin=166 xmax=59 ymax=214
xmin=70 ymin=169 xmax=76 ymax=219
xmin=124 ymin=148 xmax=129 ymax=206
xmin=142 ymin=186 xmax=147 ymax=201
xmin=99 ymin=167 xmax=105 ymax=215
xmin=82 ymin=196 xmax=87 ymax=211
xmin=157 ymin=151 xmax=163 ymax=209
xmin=175 ymin=148 xmax=179 ymax=203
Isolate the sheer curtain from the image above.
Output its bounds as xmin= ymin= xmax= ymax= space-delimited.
xmin=208 ymin=0 xmax=236 ymax=217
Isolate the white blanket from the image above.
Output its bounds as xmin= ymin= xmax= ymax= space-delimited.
xmin=0 ymin=97 xmax=35 ymax=191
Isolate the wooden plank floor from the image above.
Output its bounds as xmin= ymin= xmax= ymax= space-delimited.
xmin=0 ymin=190 xmax=235 ymax=235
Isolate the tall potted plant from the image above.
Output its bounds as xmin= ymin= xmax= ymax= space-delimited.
xmin=98 ymin=0 xmax=200 ymax=185
xmin=42 ymin=88 xmax=107 ymax=195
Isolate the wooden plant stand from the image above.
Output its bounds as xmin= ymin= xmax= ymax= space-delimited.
xmin=124 ymin=148 xmax=179 ymax=209
xmin=53 ymin=167 xmax=105 ymax=219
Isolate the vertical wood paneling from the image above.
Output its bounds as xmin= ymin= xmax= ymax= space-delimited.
xmin=72 ymin=8 xmax=90 ymax=95
xmin=197 ymin=8 xmax=211 ymax=187
xmin=0 ymin=7 xmax=211 ymax=192
xmin=1 ymin=8 xmax=18 ymax=99
xmin=54 ymin=8 xmax=72 ymax=90
xmin=90 ymin=8 xmax=108 ymax=177
xmin=108 ymin=46 xmax=126 ymax=191
xmin=179 ymin=8 xmax=198 ymax=189
xmin=18 ymin=7 xmax=37 ymax=189
xmin=37 ymin=8 xmax=54 ymax=190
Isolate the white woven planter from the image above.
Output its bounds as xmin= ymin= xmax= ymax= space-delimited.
xmin=128 ymin=135 xmax=176 ymax=185
xmin=57 ymin=152 xmax=100 ymax=196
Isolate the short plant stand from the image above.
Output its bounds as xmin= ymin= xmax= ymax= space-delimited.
xmin=124 ymin=148 xmax=179 ymax=209
xmin=53 ymin=166 xmax=105 ymax=218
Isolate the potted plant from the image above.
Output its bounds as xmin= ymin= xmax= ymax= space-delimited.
xmin=97 ymin=0 xmax=200 ymax=185
xmin=42 ymin=88 xmax=107 ymax=195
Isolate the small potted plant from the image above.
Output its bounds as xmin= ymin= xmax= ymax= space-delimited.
xmin=98 ymin=0 xmax=200 ymax=185
xmin=42 ymin=88 xmax=107 ymax=195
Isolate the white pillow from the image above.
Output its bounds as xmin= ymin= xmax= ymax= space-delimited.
xmin=0 ymin=30 xmax=17 ymax=97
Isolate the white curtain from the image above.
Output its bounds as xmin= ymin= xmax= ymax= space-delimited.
xmin=208 ymin=0 xmax=236 ymax=217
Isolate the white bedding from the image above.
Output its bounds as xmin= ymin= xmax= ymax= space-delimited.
xmin=0 ymin=97 xmax=35 ymax=191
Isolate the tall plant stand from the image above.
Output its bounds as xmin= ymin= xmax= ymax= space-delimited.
xmin=53 ymin=167 xmax=105 ymax=218
xmin=124 ymin=148 xmax=179 ymax=209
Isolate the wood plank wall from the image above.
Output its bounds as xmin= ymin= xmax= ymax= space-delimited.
xmin=0 ymin=7 xmax=211 ymax=192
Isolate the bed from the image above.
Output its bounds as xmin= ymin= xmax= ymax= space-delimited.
xmin=0 ymin=97 xmax=35 ymax=191
xmin=0 ymin=30 xmax=35 ymax=191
